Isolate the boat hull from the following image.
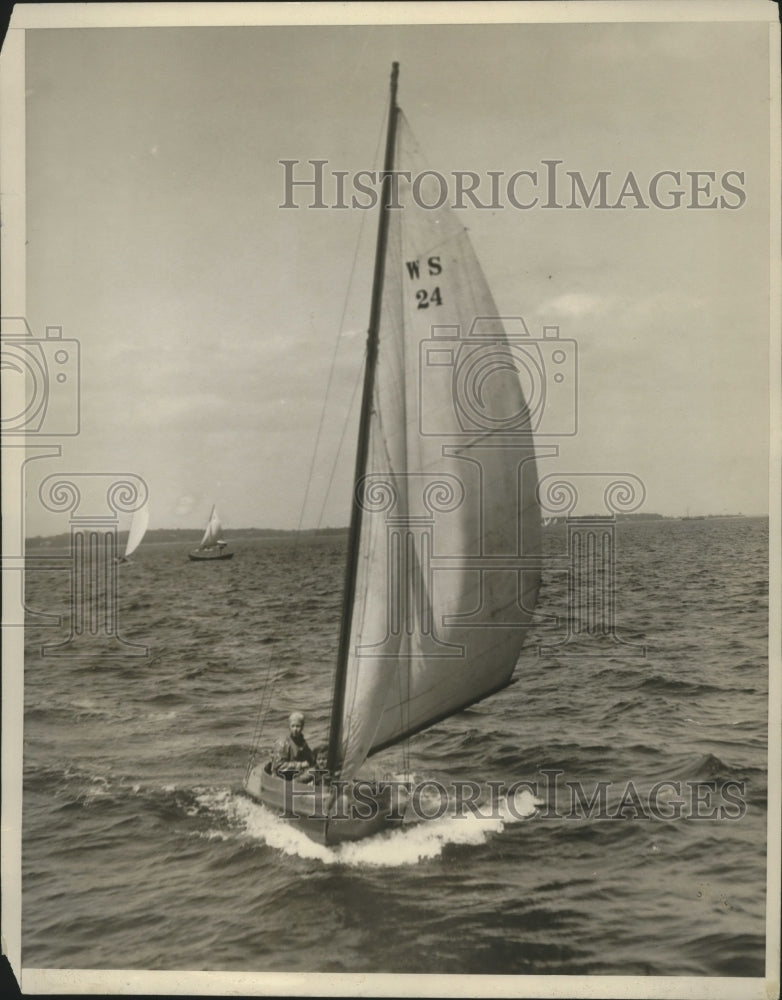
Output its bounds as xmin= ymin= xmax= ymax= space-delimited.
xmin=243 ymin=761 xmax=407 ymax=846
xmin=188 ymin=549 xmax=234 ymax=561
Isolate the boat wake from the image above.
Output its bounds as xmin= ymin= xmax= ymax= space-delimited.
xmin=196 ymin=786 xmax=542 ymax=867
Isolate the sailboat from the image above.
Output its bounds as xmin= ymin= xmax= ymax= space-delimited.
xmin=116 ymin=504 xmax=149 ymax=564
xmin=243 ymin=64 xmax=541 ymax=845
xmin=188 ymin=505 xmax=234 ymax=561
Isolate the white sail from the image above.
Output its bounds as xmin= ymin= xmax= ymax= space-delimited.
xmin=337 ymin=113 xmax=540 ymax=779
xmin=124 ymin=504 xmax=149 ymax=560
xmin=200 ymin=505 xmax=222 ymax=548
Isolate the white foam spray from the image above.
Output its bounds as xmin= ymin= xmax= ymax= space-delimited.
xmin=196 ymin=786 xmax=542 ymax=868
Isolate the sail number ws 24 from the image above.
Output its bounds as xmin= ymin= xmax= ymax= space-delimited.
xmin=406 ymin=255 xmax=443 ymax=309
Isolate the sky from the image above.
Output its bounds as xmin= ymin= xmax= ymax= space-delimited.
xmin=4 ymin=7 xmax=776 ymax=536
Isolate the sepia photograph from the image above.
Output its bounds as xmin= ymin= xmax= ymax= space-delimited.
xmin=1 ymin=2 xmax=779 ymax=997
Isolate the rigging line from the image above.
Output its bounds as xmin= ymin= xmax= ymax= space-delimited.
xmin=247 ymin=665 xmax=274 ymax=753
xmin=313 ymin=346 xmax=366 ymax=531
xmin=247 ymin=664 xmax=285 ymax=766
xmin=295 ymin=104 xmax=389 ymax=536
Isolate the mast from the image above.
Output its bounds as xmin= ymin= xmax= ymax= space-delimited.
xmin=327 ymin=62 xmax=400 ymax=777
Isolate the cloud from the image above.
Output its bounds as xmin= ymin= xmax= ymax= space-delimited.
xmin=173 ymin=494 xmax=196 ymax=517
xmin=535 ymin=291 xmax=611 ymax=318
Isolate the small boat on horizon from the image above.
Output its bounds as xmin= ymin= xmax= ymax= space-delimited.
xmin=188 ymin=505 xmax=234 ymax=561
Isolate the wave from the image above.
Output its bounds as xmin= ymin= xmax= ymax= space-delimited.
xmin=653 ymin=751 xmax=767 ymax=787
xmin=638 ymin=675 xmax=723 ymax=695
xmin=20 ymin=517 xmax=770 ymax=974
xmin=190 ymin=786 xmax=542 ymax=868
xmin=680 ymin=931 xmax=764 ymax=977
xmin=25 ymin=698 xmax=133 ymax=725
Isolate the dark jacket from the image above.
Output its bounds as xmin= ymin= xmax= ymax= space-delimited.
xmin=272 ymin=733 xmax=314 ymax=774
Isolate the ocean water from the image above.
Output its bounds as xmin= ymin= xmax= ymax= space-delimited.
xmin=21 ymin=517 xmax=768 ymax=976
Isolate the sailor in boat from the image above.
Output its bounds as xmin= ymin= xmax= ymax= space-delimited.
xmin=297 ymin=745 xmax=329 ymax=786
xmin=271 ymin=711 xmax=315 ymax=778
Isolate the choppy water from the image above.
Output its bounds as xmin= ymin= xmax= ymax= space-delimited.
xmin=21 ymin=517 xmax=768 ymax=975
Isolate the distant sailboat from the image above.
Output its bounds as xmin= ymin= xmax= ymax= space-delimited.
xmin=116 ymin=504 xmax=149 ymax=564
xmin=244 ymin=63 xmax=540 ymax=845
xmin=188 ymin=505 xmax=234 ymax=561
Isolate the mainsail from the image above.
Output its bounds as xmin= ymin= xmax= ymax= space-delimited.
xmin=330 ymin=73 xmax=540 ymax=782
xmin=200 ymin=505 xmax=223 ymax=548
xmin=123 ymin=504 xmax=149 ymax=560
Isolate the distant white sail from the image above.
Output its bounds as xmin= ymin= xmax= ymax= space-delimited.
xmin=124 ymin=504 xmax=149 ymax=560
xmin=200 ymin=505 xmax=223 ymax=548
xmin=188 ymin=504 xmax=233 ymax=561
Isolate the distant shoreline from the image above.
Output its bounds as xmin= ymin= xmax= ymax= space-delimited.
xmin=24 ymin=525 xmax=349 ymax=548
xmin=23 ymin=514 xmax=765 ymax=547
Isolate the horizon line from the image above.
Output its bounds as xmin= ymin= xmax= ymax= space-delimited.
xmin=23 ymin=511 xmax=769 ymax=543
